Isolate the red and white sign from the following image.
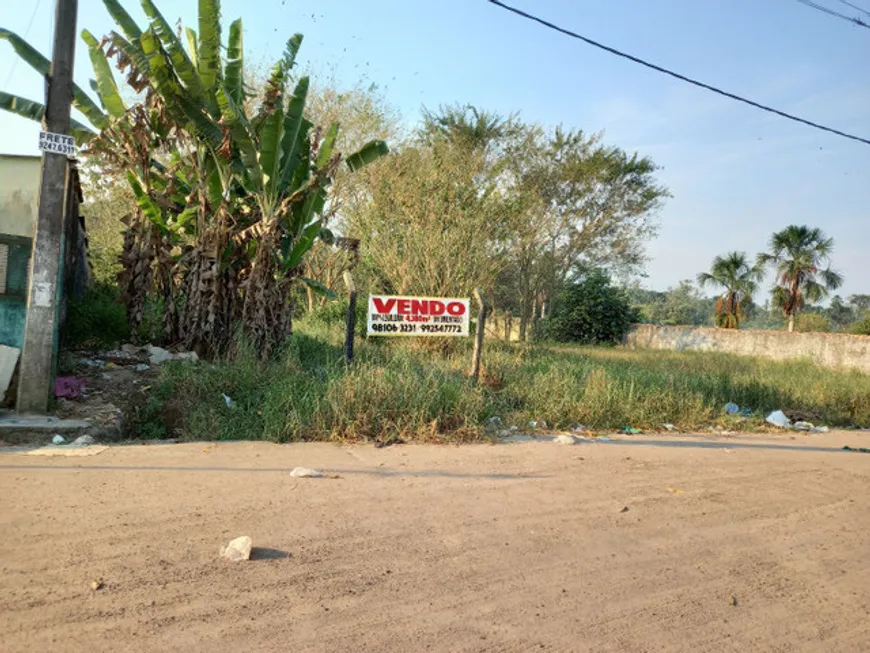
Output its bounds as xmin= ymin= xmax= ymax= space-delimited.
xmin=367 ymin=295 xmax=470 ymax=337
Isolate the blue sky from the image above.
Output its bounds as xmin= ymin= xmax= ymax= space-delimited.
xmin=2 ymin=0 xmax=868 ymax=296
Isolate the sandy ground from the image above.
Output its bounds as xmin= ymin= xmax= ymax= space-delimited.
xmin=1 ymin=432 xmax=869 ymax=653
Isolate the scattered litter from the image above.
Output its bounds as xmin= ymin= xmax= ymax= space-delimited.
xmin=289 ymin=467 xmax=326 ymax=478
xmin=78 ymin=358 xmax=105 ymax=368
xmin=596 ymin=436 xmax=612 ymax=442
xmin=740 ymin=407 xmax=752 ymax=417
xmin=174 ymin=351 xmax=199 ymax=362
xmin=765 ymin=410 xmax=791 ymax=428
xmin=374 ymin=438 xmax=405 ymax=448
xmin=731 ymin=595 xmax=739 ymax=607
xmin=662 ymin=423 xmax=677 ymax=431
xmin=843 ymin=446 xmax=870 ymax=454
xmin=529 ymin=419 xmax=548 ymax=429
xmin=620 ymin=506 xmax=630 ymax=513
xmin=134 ymin=363 xmax=151 ymax=372
xmin=508 ymin=425 xmax=519 ymax=432
xmin=571 ymin=424 xmax=591 ymax=433
xmin=621 ymin=427 xmax=642 ymax=435
xmin=145 ymin=345 xmax=174 ymax=365
xmin=485 ymin=416 xmax=503 ymax=431
xmin=54 ymin=376 xmax=86 ymax=400
xmin=220 ymin=535 xmax=252 ymax=562
xmin=221 ymin=394 xmax=235 ymax=409
xmin=90 ymin=579 xmax=104 ymax=591
xmin=121 ymin=343 xmax=140 ymax=354
xmin=71 ymin=434 xmax=95 ymax=447
xmin=793 ymin=421 xmax=814 ymax=431
xmin=811 ymin=426 xmax=829 ymax=434
xmin=666 ymin=487 xmax=685 ymax=495
xmin=725 ymin=402 xmax=739 ymax=415
xmin=51 ymin=434 xmax=66 ymax=445
xmin=100 ymin=373 xmax=112 ymax=381
xmin=553 ymin=434 xmax=576 ymax=445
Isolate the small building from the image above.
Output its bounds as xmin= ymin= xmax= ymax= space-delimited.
xmin=0 ymin=153 xmax=89 ymax=406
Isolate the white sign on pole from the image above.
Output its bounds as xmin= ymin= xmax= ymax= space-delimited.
xmin=367 ymin=295 xmax=470 ymax=337
xmin=38 ymin=131 xmax=76 ymax=157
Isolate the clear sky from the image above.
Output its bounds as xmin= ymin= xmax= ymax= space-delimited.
xmin=2 ymin=0 xmax=868 ymax=296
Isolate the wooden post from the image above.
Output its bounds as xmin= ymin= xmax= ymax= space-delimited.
xmin=343 ymin=271 xmax=357 ymax=365
xmin=470 ymin=288 xmax=487 ymax=383
xmin=17 ymin=0 xmax=78 ymax=413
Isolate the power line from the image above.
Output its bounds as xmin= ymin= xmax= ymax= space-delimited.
xmin=793 ymin=0 xmax=870 ymax=28
xmin=838 ymin=0 xmax=870 ymax=19
xmin=3 ymin=0 xmax=43 ymax=88
xmin=485 ymin=0 xmax=870 ymax=147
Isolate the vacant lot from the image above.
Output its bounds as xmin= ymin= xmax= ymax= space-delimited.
xmin=126 ymin=329 xmax=870 ymax=443
xmin=2 ymin=434 xmax=869 ymax=652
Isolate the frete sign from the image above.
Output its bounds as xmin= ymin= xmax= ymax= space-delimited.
xmin=367 ymin=295 xmax=470 ymax=337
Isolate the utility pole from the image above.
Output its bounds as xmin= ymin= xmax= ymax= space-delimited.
xmin=17 ymin=0 xmax=78 ymax=413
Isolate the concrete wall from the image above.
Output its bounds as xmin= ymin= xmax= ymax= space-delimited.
xmin=625 ymin=324 xmax=870 ymax=374
xmin=0 ymin=155 xmax=40 ymax=238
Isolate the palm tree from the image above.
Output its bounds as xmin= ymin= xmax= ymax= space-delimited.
xmin=757 ymin=225 xmax=843 ymax=333
xmin=697 ymin=252 xmax=763 ymax=329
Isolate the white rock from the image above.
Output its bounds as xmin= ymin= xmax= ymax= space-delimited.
xmin=51 ymin=434 xmax=66 ymax=445
xmin=220 ymin=535 xmax=252 ymax=562
xmin=290 ymin=467 xmax=326 ymax=478
xmin=553 ymin=434 xmax=576 ymax=445
xmin=146 ymin=345 xmax=174 ymax=365
xmin=71 ymin=435 xmax=95 ymax=447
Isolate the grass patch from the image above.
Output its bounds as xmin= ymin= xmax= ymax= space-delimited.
xmin=127 ymin=321 xmax=870 ymax=441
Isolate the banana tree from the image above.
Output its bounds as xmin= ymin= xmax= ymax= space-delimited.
xmin=1 ymin=0 xmax=389 ymax=357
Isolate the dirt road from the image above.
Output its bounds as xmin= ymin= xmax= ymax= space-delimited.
xmin=2 ymin=433 xmax=869 ymax=652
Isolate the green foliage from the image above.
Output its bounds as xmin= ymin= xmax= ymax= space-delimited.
xmin=848 ymin=314 xmax=870 ymax=336
xmin=758 ymin=225 xmax=842 ymax=330
xmin=793 ymin=312 xmax=832 ymax=333
xmin=539 ymin=270 xmax=639 ymax=344
xmin=62 ymin=283 xmax=129 ymax=349
xmin=628 ymin=281 xmax=715 ymax=327
xmin=697 ymin=251 xmax=763 ymax=329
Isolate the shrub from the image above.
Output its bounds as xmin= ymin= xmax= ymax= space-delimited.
xmin=794 ymin=313 xmax=832 ymax=333
xmin=848 ymin=315 xmax=870 ymax=336
xmin=62 ymin=283 xmax=129 ymax=349
xmin=540 ymin=270 xmax=639 ymax=345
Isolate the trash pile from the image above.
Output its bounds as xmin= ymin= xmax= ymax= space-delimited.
xmin=764 ymin=410 xmax=829 ymax=433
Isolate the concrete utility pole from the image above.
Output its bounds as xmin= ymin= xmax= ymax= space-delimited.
xmin=17 ymin=0 xmax=78 ymax=413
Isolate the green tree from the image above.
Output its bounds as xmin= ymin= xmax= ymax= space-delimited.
xmin=1 ymin=0 xmax=389 ymax=357
xmin=696 ymin=251 xmax=763 ymax=329
xmin=757 ymin=225 xmax=843 ymax=333
xmin=541 ymin=270 xmax=638 ymax=344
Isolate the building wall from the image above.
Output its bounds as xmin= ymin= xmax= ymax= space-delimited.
xmin=625 ymin=324 xmax=870 ymax=374
xmin=0 ymin=155 xmax=38 ymax=349
xmin=0 ymin=155 xmax=40 ymax=238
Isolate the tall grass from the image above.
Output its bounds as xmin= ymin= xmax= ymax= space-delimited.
xmin=129 ymin=321 xmax=870 ymax=441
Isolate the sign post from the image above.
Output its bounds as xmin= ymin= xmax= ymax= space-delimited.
xmin=367 ymin=295 xmax=470 ymax=337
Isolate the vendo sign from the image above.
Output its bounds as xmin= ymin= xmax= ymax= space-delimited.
xmin=367 ymin=295 xmax=470 ymax=337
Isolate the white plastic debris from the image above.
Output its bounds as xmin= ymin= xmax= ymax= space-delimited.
xmin=725 ymin=402 xmax=740 ymax=415
xmin=811 ymin=425 xmax=830 ymax=434
xmin=221 ymin=394 xmax=235 ymax=409
xmin=134 ymin=363 xmax=151 ymax=372
xmin=793 ymin=421 xmax=814 ymax=431
xmin=71 ymin=434 xmax=95 ymax=447
xmin=765 ymin=410 xmax=791 ymax=428
xmin=51 ymin=434 xmax=66 ymax=445
xmin=553 ymin=434 xmax=576 ymax=445
xmin=289 ymin=467 xmax=326 ymax=478
xmin=145 ymin=345 xmax=174 ymax=365
xmin=663 ymin=423 xmax=677 ymax=431
xmin=174 ymin=351 xmax=199 ymax=362
xmin=220 ymin=535 xmax=252 ymax=562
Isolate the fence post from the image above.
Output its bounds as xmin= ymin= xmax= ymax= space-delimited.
xmin=343 ymin=271 xmax=357 ymax=365
xmin=470 ymin=288 xmax=487 ymax=383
